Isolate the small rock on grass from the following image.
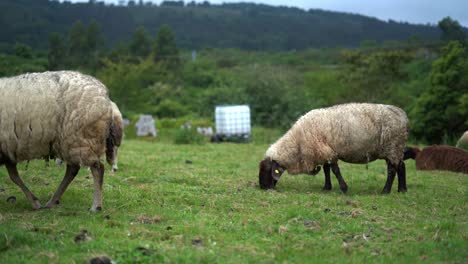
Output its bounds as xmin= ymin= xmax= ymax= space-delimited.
xmin=74 ymin=229 xmax=92 ymax=243
xmin=136 ymin=215 xmax=162 ymax=224
xmin=345 ymin=200 xmax=359 ymax=207
xmin=89 ymin=256 xmax=113 ymax=264
xmin=192 ymin=237 xmax=203 ymax=247
xmin=136 ymin=246 xmax=153 ymax=256
xmin=303 ymin=219 xmax=320 ymax=229
xmin=6 ymin=196 xmax=16 ymax=203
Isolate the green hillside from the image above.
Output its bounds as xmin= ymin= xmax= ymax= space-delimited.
xmin=0 ymin=0 xmax=444 ymax=50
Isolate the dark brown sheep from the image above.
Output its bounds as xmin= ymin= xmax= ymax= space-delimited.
xmin=403 ymin=145 xmax=468 ymax=174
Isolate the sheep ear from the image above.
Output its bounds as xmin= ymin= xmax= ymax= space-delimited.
xmin=271 ymin=161 xmax=285 ymax=181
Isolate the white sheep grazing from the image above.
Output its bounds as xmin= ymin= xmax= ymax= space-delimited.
xmin=0 ymin=71 xmax=123 ymax=211
xmin=258 ymin=103 xmax=409 ymax=193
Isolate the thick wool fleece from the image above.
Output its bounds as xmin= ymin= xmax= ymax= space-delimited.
xmin=414 ymin=145 xmax=468 ymax=173
xmin=0 ymin=71 xmax=113 ymax=166
xmin=266 ymin=103 xmax=409 ymax=174
xmin=110 ymin=101 xmax=123 ymax=147
xmin=456 ymin=131 xmax=468 ymax=150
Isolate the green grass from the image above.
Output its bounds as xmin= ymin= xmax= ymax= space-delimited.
xmin=0 ymin=140 xmax=467 ymax=263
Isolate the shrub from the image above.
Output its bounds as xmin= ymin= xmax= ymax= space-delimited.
xmin=174 ymin=128 xmax=205 ymax=145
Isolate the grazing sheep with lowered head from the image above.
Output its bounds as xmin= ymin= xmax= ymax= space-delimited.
xmin=0 ymin=71 xmax=123 ymax=211
xmin=403 ymin=145 xmax=468 ymax=174
xmin=259 ymin=103 xmax=409 ymax=193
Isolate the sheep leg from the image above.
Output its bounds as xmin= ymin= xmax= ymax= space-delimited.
xmin=331 ymin=163 xmax=348 ymax=193
xmin=382 ymin=161 xmax=397 ymax=194
xmin=397 ymin=161 xmax=407 ymax=192
xmin=90 ymin=162 xmax=104 ymax=212
xmin=5 ymin=162 xmax=41 ymax=209
xmin=322 ymin=163 xmax=332 ymax=190
xmin=45 ymin=164 xmax=80 ymax=208
xmin=111 ymin=149 xmax=118 ymax=173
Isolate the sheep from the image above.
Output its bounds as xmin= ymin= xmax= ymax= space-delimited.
xmin=258 ymin=103 xmax=409 ymax=193
xmin=403 ymin=145 xmax=468 ymax=174
xmin=456 ymin=131 xmax=468 ymax=150
xmin=53 ymin=102 xmax=122 ymax=171
xmin=0 ymin=71 xmax=123 ymax=211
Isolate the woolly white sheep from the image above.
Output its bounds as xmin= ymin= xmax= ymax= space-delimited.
xmin=258 ymin=103 xmax=409 ymax=193
xmin=0 ymin=71 xmax=123 ymax=211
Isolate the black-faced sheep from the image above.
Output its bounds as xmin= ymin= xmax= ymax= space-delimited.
xmin=259 ymin=103 xmax=409 ymax=193
xmin=403 ymin=145 xmax=468 ymax=174
xmin=0 ymin=71 xmax=123 ymax=211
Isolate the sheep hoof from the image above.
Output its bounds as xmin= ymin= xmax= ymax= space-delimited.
xmin=398 ymin=187 xmax=407 ymax=193
xmin=31 ymin=200 xmax=42 ymax=210
xmin=381 ymin=189 xmax=391 ymax=194
xmin=340 ymin=185 xmax=348 ymax=193
xmin=322 ymin=186 xmax=332 ymax=191
xmin=44 ymin=200 xmax=60 ymax=208
xmin=90 ymin=206 xmax=102 ymax=212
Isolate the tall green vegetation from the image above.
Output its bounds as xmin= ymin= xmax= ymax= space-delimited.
xmin=152 ymin=25 xmax=181 ymax=72
xmin=1 ymin=15 xmax=466 ymax=144
xmin=0 ymin=0 xmax=445 ymax=50
xmin=47 ymin=21 xmax=104 ymax=72
xmin=340 ymin=50 xmax=412 ymax=104
xmin=410 ymin=41 xmax=468 ymax=143
xmin=129 ymin=26 xmax=152 ymax=59
xmin=438 ymin=17 xmax=467 ymax=43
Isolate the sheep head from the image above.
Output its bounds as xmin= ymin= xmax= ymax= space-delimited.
xmin=403 ymin=146 xmax=420 ymax=160
xmin=259 ymin=158 xmax=285 ymax=189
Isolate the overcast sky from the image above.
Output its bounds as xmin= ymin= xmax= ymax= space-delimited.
xmin=70 ymin=0 xmax=468 ymax=27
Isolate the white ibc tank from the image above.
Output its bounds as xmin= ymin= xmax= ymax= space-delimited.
xmin=215 ymin=105 xmax=251 ymax=136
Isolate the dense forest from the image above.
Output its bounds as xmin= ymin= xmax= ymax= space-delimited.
xmin=0 ymin=0 xmax=451 ymax=51
xmin=0 ymin=1 xmax=466 ymax=144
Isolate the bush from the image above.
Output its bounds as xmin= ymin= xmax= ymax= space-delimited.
xmin=158 ymin=117 xmax=213 ymax=129
xmin=250 ymin=127 xmax=283 ymax=145
xmin=174 ymin=128 xmax=205 ymax=145
xmin=155 ymin=99 xmax=189 ymax=118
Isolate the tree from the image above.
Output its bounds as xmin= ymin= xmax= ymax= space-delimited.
xmin=410 ymin=41 xmax=468 ymax=143
xmin=97 ymin=58 xmax=159 ymax=114
xmin=67 ymin=20 xmax=104 ymax=70
xmin=86 ymin=21 xmax=104 ymax=52
xmin=86 ymin=20 xmax=104 ymax=70
xmin=438 ymin=17 xmax=466 ymax=43
xmin=67 ymin=21 xmax=88 ymax=67
xmin=48 ymin=33 xmax=66 ymax=70
xmin=152 ymin=25 xmax=181 ymax=72
xmin=340 ymin=50 xmax=412 ymax=103
xmin=14 ymin=43 xmax=33 ymax=59
xmin=129 ymin=26 xmax=151 ymax=58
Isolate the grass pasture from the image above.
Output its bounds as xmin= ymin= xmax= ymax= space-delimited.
xmin=0 ymin=139 xmax=467 ymax=263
